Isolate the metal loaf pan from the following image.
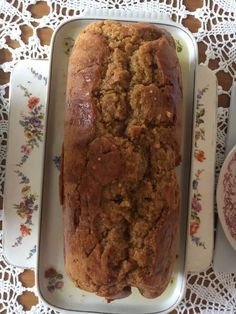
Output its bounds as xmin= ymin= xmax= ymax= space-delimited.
xmin=36 ymin=9 xmax=198 ymax=314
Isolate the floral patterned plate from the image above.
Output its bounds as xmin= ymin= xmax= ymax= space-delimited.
xmin=3 ymin=60 xmax=48 ymax=268
xmin=216 ymin=145 xmax=236 ymax=251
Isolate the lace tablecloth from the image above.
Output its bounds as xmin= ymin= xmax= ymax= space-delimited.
xmin=0 ymin=0 xmax=236 ymax=313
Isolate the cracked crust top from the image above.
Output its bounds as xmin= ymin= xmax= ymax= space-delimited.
xmin=60 ymin=20 xmax=182 ymax=300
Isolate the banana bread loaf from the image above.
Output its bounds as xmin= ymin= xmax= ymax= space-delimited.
xmin=60 ymin=20 xmax=182 ymax=300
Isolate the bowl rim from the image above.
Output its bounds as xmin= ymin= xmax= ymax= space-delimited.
xmin=217 ymin=145 xmax=236 ymax=251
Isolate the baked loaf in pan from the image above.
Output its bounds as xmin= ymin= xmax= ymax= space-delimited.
xmin=60 ymin=20 xmax=182 ymax=300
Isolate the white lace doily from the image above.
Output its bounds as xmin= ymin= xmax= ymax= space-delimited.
xmin=0 ymin=1 xmax=236 ymax=313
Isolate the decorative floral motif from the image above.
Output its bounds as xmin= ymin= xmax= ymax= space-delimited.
xmin=14 ymin=170 xmax=29 ymax=184
xmin=194 ymin=87 xmax=208 ymax=148
xmin=30 ymin=67 xmax=47 ymax=85
xmin=12 ymin=83 xmax=44 ymax=254
xmin=27 ymin=245 xmax=37 ymax=260
xmin=27 ymin=96 xmax=39 ymax=109
xmin=12 ymin=170 xmax=39 ymax=248
xmin=20 ymin=224 xmax=32 ymax=236
xmin=53 ymin=155 xmax=61 ymax=170
xmin=190 ymin=86 xmax=209 ymax=248
xmin=17 ymin=85 xmax=44 ymax=166
xmin=194 ymin=149 xmax=206 ymax=162
xmin=190 ymin=221 xmax=199 ymax=236
xmin=190 ymin=169 xmax=206 ymax=249
xmin=12 ymin=236 xmax=23 ymax=247
xmin=222 ymin=152 xmax=236 ymax=241
xmin=13 ymin=171 xmax=38 ymax=221
xmin=175 ymin=39 xmax=183 ymax=53
xmin=45 ymin=267 xmax=64 ymax=292
xmin=64 ymin=37 xmax=75 ymax=55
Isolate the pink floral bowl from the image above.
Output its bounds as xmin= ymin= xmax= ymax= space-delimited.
xmin=217 ymin=145 xmax=236 ymax=251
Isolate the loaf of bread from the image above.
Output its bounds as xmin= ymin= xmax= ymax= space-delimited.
xmin=60 ymin=20 xmax=182 ymax=300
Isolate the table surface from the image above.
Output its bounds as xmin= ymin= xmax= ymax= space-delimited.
xmin=0 ymin=1 xmax=232 ymax=313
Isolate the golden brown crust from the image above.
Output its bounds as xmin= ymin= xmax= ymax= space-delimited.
xmin=61 ymin=20 xmax=182 ymax=300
